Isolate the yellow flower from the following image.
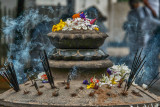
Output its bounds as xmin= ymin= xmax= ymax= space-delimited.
xmin=111 ymin=76 xmax=117 ymax=85
xmin=94 ymin=27 xmax=99 ymax=31
xmin=52 ymin=19 xmax=66 ymax=32
xmin=87 ymin=82 xmax=95 ymax=89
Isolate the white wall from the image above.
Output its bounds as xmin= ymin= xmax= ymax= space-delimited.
xmin=0 ymin=0 xmax=17 ymax=10
xmin=35 ymin=0 xmax=67 ymax=6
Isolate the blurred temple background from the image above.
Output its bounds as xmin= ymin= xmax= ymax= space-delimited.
xmin=0 ymin=0 xmax=160 ymax=92
xmin=0 ymin=0 xmax=130 ymax=67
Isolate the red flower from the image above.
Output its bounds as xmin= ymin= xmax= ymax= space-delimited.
xmin=90 ymin=77 xmax=99 ymax=83
xmin=90 ymin=18 xmax=97 ymax=24
xmin=96 ymin=79 xmax=99 ymax=83
xmin=41 ymin=74 xmax=48 ymax=80
xmin=90 ymin=77 xmax=93 ymax=83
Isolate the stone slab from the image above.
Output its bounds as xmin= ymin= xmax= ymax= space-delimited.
xmin=0 ymin=81 xmax=160 ymax=107
xmin=49 ymin=59 xmax=113 ymax=69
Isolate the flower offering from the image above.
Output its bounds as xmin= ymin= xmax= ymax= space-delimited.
xmin=37 ymin=72 xmax=48 ymax=83
xmin=52 ymin=12 xmax=99 ymax=32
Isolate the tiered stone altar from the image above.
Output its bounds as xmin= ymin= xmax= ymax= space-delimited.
xmin=0 ymin=30 xmax=160 ymax=107
xmin=48 ymin=30 xmax=113 ymax=80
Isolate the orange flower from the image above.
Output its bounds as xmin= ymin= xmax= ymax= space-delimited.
xmin=72 ymin=13 xmax=80 ymax=19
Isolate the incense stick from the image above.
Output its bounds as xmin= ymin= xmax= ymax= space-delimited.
xmin=147 ymin=72 xmax=160 ymax=90
xmin=1 ymin=63 xmax=20 ymax=92
xmin=123 ymin=48 xmax=146 ymax=93
xmin=40 ymin=50 xmax=55 ymax=89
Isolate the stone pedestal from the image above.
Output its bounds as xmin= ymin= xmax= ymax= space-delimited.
xmin=49 ymin=59 xmax=113 ymax=80
xmin=48 ymin=30 xmax=113 ymax=79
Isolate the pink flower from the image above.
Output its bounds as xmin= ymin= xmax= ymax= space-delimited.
xmin=90 ymin=18 xmax=96 ymax=24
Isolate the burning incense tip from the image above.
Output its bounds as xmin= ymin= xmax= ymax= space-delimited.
xmin=131 ymin=90 xmax=142 ymax=97
xmin=52 ymin=91 xmax=59 ymax=97
xmin=121 ymin=91 xmax=128 ymax=96
xmin=23 ymin=90 xmax=30 ymax=95
xmin=65 ymin=83 xmax=70 ymax=89
xmin=38 ymin=91 xmax=43 ymax=96
xmin=39 ymin=85 xmax=44 ymax=88
xmin=89 ymin=91 xmax=95 ymax=97
xmin=71 ymin=93 xmax=77 ymax=97
xmin=79 ymin=86 xmax=84 ymax=90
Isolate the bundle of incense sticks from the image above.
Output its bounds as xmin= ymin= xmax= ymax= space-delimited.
xmin=123 ymin=48 xmax=146 ymax=93
xmin=40 ymin=50 xmax=55 ymax=89
xmin=0 ymin=63 xmax=20 ymax=92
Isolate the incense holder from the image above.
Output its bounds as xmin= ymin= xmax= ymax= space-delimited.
xmin=0 ymin=80 xmax=159 ymax=106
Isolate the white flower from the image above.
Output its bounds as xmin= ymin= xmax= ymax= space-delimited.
xmin=115 ymin=75 xmax=121 ymax=82
xmin=85 ymin=20 xmax=91 ymax=26
xmin=111 ymin=65 xmax=121 ymax=72
xmin=110 ymin=64 xmax=131 ymax=78
xmin=132 ymin=81 xmax=138 ymax=86
xmin=99 ymin=82 xmax=108 ymax=87
xmin=74 ymin=18 xmax=81 ymax=21
xmin=37 ymin=72 xmax=46 ymax=80
xmin=82 ymin=25 xmax=87 ymax=30
xmin=68 ymin=28 xmax=73 ymax=31
xmin=62 ymin=25 xmax=68 ymax=31
xmin=74 ymin=25 xmax=81 ymax=29
xmin=100 ymin=74 xmax=112 ymax=86
xmin=60 ymin=16 xmax=99 ymax=31
xmin=88 ymin=26 xmax=93 ymax=30
xmin=142 ymin=84 xmax=148 ymax=90
xmin=91 ymin=25 xmax=98 ymax=29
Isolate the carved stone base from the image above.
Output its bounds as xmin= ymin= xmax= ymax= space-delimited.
xmin=49 ymin=59 xmax=113 ymax=80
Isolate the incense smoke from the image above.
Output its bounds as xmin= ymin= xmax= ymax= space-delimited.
xmin=101 ymin=13 xmax=160 ymax=84
xmin=2 ymin=8 xmax=59 ymax=83
xmin=68 ymin=66 xmax=78 ymax=81
xmin=1 ymin=5 xmax=159 ymax=85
